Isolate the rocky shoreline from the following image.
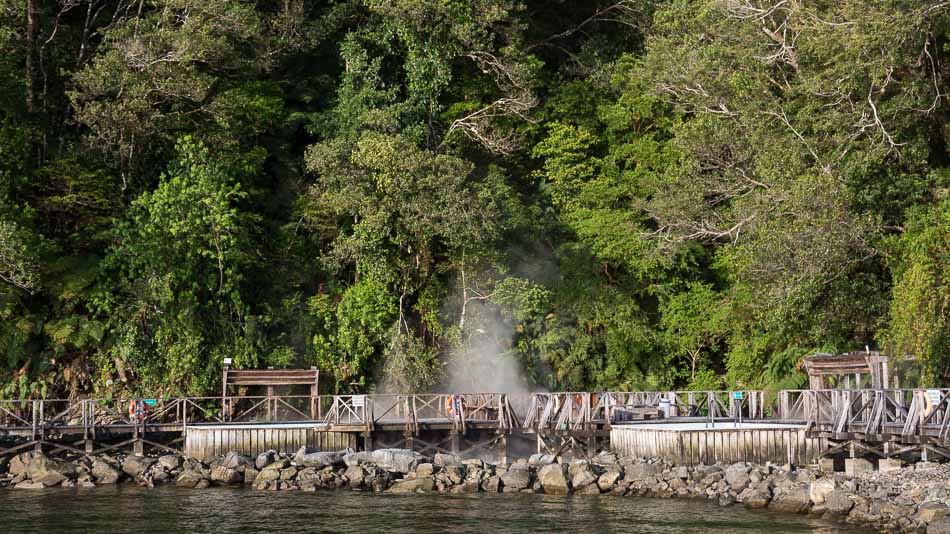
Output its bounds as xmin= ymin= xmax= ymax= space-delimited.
xmin=2 ymin=448 xmax=949 ymax=532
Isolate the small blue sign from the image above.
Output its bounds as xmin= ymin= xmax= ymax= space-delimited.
xmin=143 ymin=399 xmax=158 ymax=407
xmin=732 ymin=392 xmax=744 ymax=400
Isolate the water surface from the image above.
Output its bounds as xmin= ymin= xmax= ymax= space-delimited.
xmin=0 ymin=486 xmax=865 ymax=533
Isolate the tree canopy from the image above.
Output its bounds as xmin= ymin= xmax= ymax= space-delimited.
xmin=1 ymin=0 xmax=949 ymax=399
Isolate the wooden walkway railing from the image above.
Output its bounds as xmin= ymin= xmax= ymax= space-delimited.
xmin=2 ymin=388 xmax=949 ymax=454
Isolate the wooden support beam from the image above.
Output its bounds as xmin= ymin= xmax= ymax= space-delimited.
xmin=0 ymin=440 xmax=40 ymax=457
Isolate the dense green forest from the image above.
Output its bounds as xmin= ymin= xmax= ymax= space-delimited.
xmin=0 ymin=0 xmax=948 ymax=399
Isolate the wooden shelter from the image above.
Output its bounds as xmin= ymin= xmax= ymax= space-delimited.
xmin=803 ymin=351 xmax=912 ymax=390
xmin=222 ymin=361 xmax=319 ymax=419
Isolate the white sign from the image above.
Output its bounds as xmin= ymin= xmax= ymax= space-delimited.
xmin=927 ymin=389 xmax=943 ymax=407
xmin=351 ymin=395 xmax=365 ymax=408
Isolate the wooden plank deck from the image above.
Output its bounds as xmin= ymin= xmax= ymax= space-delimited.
xmin=2 ymin=388 xmax=949 ymax=461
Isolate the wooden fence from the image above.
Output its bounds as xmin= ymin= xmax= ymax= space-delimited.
xmin=2 ymin=388 xmax=949 ymax=456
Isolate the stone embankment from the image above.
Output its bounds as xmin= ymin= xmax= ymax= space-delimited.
xmin=2 ymin=449 xmax=950 ymax=532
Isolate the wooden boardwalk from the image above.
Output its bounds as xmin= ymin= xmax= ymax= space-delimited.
xmin=1 ymin=388 xmax=948 ymax=462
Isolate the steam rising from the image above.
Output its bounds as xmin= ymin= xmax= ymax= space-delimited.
xmin=445 ymin=300 xmax=533 ymax=394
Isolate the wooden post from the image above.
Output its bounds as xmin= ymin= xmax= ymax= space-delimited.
xmin=310 ymin=366 xmax=319 ymax=420
xmin=267 ymin=366 xmax=276 ymax=421
xmin=222 ymin=361 xmax=230 ymax=418
xmin=362 ymin=432 xmax=374 ymax=452
xmin=31 ymin=400 xmax=37 ymax=441
xmin=81 ymin=399 xmax=88 ymax=442
xmin=133 ymin=407 xmax=143 ymax=456
xmin=450 ymin=431 xmax=460 ymax=454
xmin=38 ymin=400 xmax=44 ymax=442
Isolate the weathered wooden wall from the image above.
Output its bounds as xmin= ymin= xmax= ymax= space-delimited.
xmin=184 ymin=424 xmax=356 ymax=462
xmin=610 ymin=424 xmax=824 ymax=466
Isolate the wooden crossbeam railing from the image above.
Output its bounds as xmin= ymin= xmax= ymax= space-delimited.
xmin=3 ymin=388 xmax=950 ymax=451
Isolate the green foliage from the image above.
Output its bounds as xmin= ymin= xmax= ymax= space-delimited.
xmin=660 ymin=283 xmax=727 ymax=385
xmin=95 ymin=137 xmax=254 ymax=395
xmin=311 ymin=278 xmax=397 ymax=392
xmin=883 ymin=196 xmax=950 ymax=383
xmin=0 ymin=218 xmax=39 ymax=292
xmin=3 ymin=0 xmax=950 ymax=399
xmin=69 ymin=0 xmax=285 ymax=183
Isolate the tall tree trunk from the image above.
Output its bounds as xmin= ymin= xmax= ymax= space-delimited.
xmin=25 ymin=0 xmax=37 ymax=114
xmin=689 ymin=349 xmax=699 ymax=382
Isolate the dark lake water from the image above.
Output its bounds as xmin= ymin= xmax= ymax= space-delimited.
xmin=0 ymin=486 xmax=865 ymax=533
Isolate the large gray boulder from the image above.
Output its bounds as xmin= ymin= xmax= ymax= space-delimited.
xmin=8 ymin=452 xmax=37 ymax=477
xmin=501 ymin=466 xmax=531 ymax=492
xmin=210 ymin=465 xmax=242 ymax=484
xmin=121 ymin=456 xmax=156 ymax=478
xmin=462 ymin=458 xmax=485 ymax=470
xmin=91 ymin=460 xmax=122 ymax=484
xmin=175 ymin=468 xmax=207 ymax=488
xmin=725 ymin=463 xmax=752 ymax=491
xmin=919 ymin=502 xmax=950 ymax=523
xmin=626 ymin=463 xmax=659 ymax=482
xmin=26 ymin=455 xmax=77 ymax=486
xmin=345 ymin=449 xmax=426 ymax=473
xmin=343 ymin=451 xmax=374 ymax=466
xmin=375 ymin=449 xmax=427 ymax=473
xmin=389 ymin=477 xmax=435 ymax=493
xmin=569 ymin=463 xmax=598 ymax=490
xmin=824 ymin=490 xmax=855 ymax=515
xmin=483 ymin=475 xmax=501 ymax=493
xmin=597 ymin=469 xmax=623 ymax=492
xmin=434 ymin=453 xmax=461 ymax=466
xmin=739 ymin=482 xmax=772 ymax=509
xmin=157 ymin=455 xmax=181 ymax=471
xmin=453 ymin=479 xmax=481 ymax=493
xmin=255 ymin=450 xmax=278 ymax=470
xmin=592 ymin=452 xmax=619 ymax=466
xmin=441 ymin=465 xmax=464 ymax=485
xmin=344 ymin=465 xmax=366 ymax=488
xmin=221 ymin=451 xmax=253 ymax=470
xmin=255 ymin=465 xmax=283 ymax=482
xmin=294 ymin=448 xmax=345 ymax=468
xmin=808 ymin=478 xmax=837 ymax=505
xmin=538 ymin=463 xmax=570 ymax=495
xmin=416 ymin=463 xmax=435 ymax=478
xmin=528 ymin=454 xmax=556 ymax=466
xmin=769 ymin=487 xmax=811 ymax=513
xmin=929 ymin=516 xmax=950 ymax=534
xmin=33 ymin=471 xmax=67 ymax=487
